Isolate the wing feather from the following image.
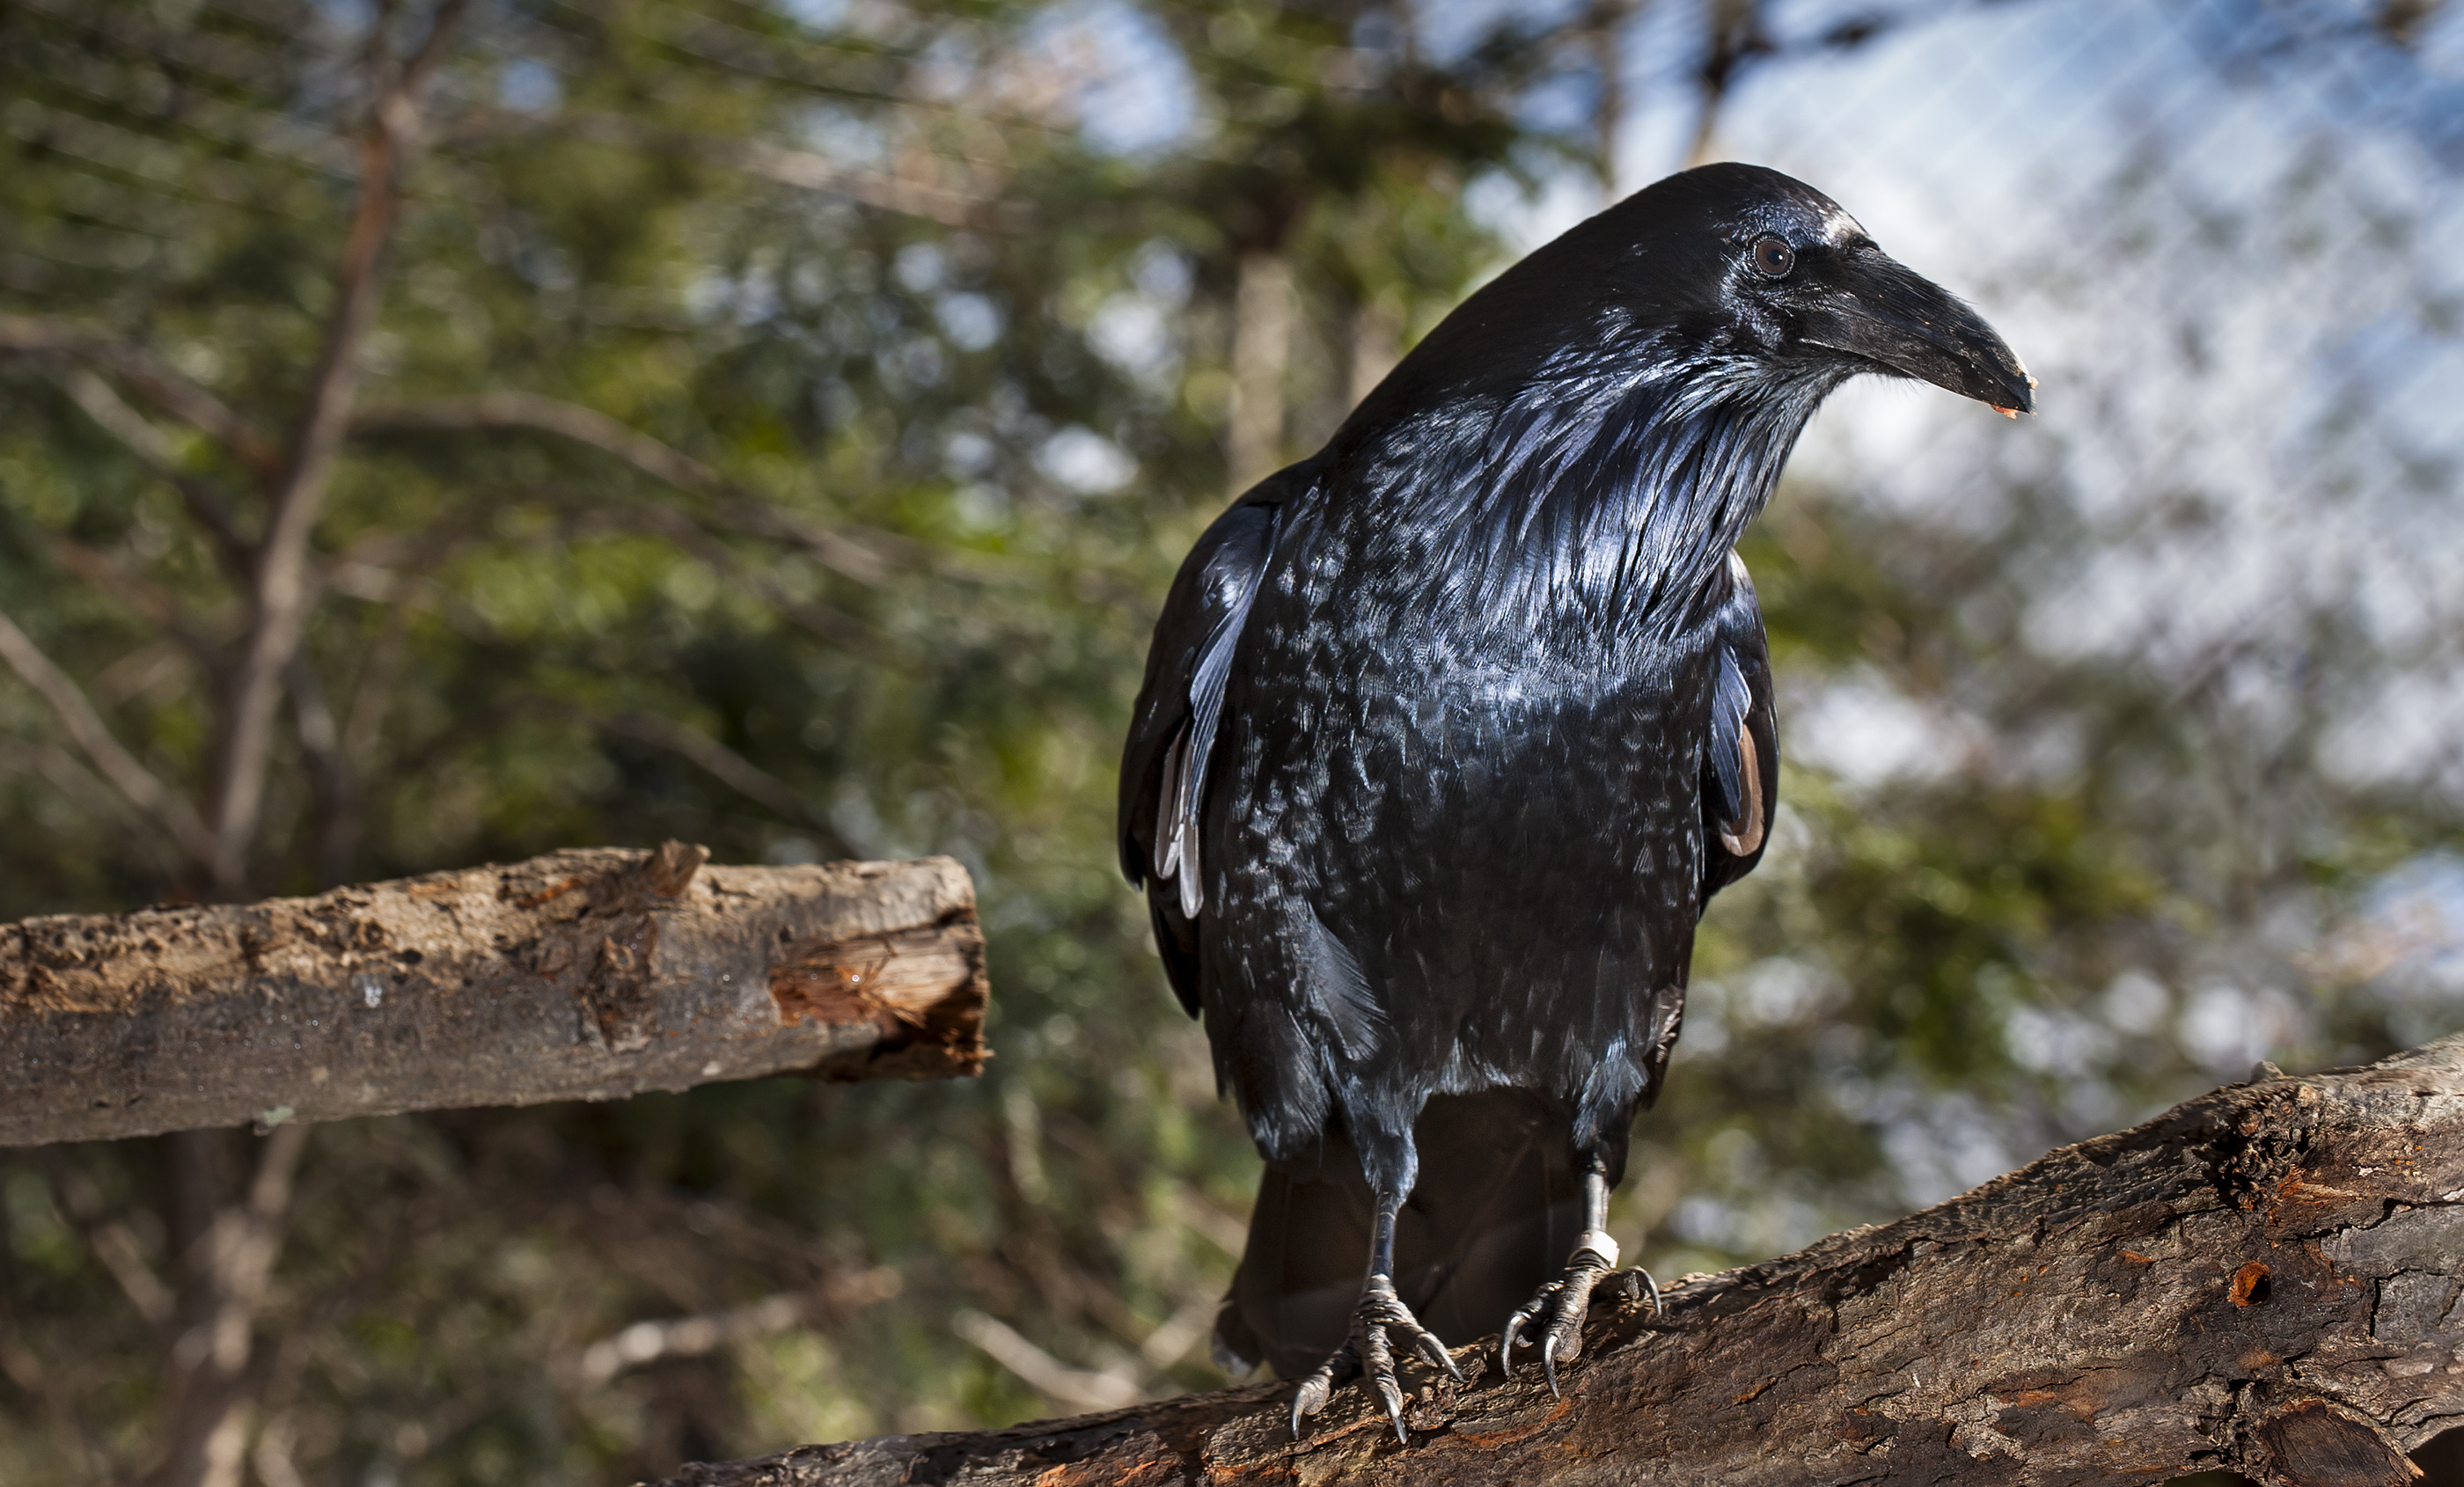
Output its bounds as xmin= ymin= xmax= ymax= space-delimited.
xmin=1118 ymin=476 xmax=1294 ymax=1015
xmin=1700 ymin=550 xmax=1778 ymax=907
xmin=1154 ymin=728 xmax=1187 ymax=881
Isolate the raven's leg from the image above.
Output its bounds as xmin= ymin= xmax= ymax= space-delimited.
xmin=1500 ymin=1157 xmax=1661 ymax=1396
xmin=1288 ymin=1190 xmax=1463 ymax=1444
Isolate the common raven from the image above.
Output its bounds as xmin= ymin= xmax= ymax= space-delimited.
xmin=1118 ymin=163 xmax=2030 ymax=1439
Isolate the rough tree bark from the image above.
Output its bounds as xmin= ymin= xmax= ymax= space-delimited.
xmin=650 ymin=1035 xmax=2464 ymax=1487
xmin=1 ymin=844 xmax=988 ymax=1146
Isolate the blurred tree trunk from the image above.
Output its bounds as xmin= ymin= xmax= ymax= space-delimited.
xmin=1686 ymin=0 xmax=1763 ymax=166
xmin=1346 ymin=297 xmax=1401 ymax=412
xmin=92 ymin=7 xmax=472 ymax=1482
xmin=1586 ymin=0 xmax=1637 ymax=191
xmin=1225 ymin=252 xmax=1295 ymax=495
xmin=147 ymin=1126 xmax=308 ymax=1487
xmin=205 ymin=0 xmax=468 ymax=899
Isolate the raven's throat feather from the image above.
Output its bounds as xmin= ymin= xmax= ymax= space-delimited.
xmin=1364 ymin=346 xmax=1844 ymax=632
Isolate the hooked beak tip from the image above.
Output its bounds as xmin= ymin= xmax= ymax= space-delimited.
xmin=1991 ymin=366 xmax=2035 ymax=418
xmin=1806 ymin=250 xmax=2034 ymax=419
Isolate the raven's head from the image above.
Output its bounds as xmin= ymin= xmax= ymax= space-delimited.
xmin=1368 ymin=162 xmax=2033 ymax=422
xmin=1331 ymin=163 xmax=2031 ymax=619
xmin=1609 ymin=162 xmax=2034 ymax=415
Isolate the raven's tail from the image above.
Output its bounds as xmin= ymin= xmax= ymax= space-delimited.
xmin=1214 ymin=1090 xmax=1584 ymax=1379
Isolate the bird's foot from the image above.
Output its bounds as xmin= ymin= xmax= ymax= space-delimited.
xmin=1289 ymin=1273 xmax=1462 ymax=1444
xmin=1501 ymin=1230 xmax=1655 ymax=1397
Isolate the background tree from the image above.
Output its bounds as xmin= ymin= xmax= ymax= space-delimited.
xmin=0 ymin=1 xmax=2459 ymax=1484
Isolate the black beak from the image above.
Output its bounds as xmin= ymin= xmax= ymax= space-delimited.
xmin=1798 ymin=247 xmax=2035 ymax=416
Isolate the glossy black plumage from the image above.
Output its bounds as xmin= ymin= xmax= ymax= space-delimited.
xmin=1119 ymin=163 xmax=2029 ymax=1413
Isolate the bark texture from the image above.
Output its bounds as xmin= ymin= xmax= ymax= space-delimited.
xmin=653 ymin=1034 xmax=2464 ymax=1487
xmin=2 ymin=844 xmax=987 ymax=1146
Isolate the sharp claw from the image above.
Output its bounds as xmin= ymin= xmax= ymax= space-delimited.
xmin=1507 ymin=1239 xmax=1636 ymax=1400
xmin=1294 ymin=1280 xmax=1450 ymax=1437
xmin=1637 ymin=1264 xmax=1663 ymax=1316
xmin=1500 ymin=1280 xmax=1557 ymax=1375
xmin=1375 ymin=1373 xmax=1407 ymax=1444
xmin=1293 ymin=1373 xmax=1332 ymax=1438
xmin=1405 ymin=1325 xmax=1456 ymax=1379
xmin=1289 ymin=1347 xmax=1346 ymax=1439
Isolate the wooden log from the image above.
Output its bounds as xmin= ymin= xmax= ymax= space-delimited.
xmin=0 ymin=844 xmax=987 ymax=1146
xmin=649 ymin=1034 xmax=2464 ymax=1487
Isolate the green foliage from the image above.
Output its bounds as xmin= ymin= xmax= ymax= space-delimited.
xmin=1 ymin=2 xmax=2457 ymax=1483
xmin=0 ymin=0 xmax=1559 ymax=1479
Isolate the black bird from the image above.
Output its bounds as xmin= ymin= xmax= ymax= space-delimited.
xmin=1118 ymin=163 xmax=2031 ymax=1438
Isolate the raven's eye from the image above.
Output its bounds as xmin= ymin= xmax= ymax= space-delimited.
xmin=1750 ymin=237 xmax=1795 ymax=278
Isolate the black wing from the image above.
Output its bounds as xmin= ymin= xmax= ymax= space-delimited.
xmin=1700 ymin=549 xmax=1778 ymax=910
xmin=1118 ymin=477 xmax=1290 ymax=1015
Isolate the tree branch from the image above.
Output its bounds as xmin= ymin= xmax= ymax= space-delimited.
xmin=600 ymin=711 xmax=852 ymax=853
xmin=517 ymin=112 xmax=1029 ymax=231
xmin=349 ymin=399 xmax=928 ymax=591
xmin=0 ymin=313 xmax=280 ymax=477
xmin=955 ymin=1309 xmax=1148 ymax=1413
xmin=42 ymin=531 xmax=220 ymax=663
xmin=48 ymin=365 xmax=258 ymax=574
xmin=578 ymin=504 xmax=890 ymax=655
xmin=0 ymin=601 xmax=228 ymax=880
xmin=0 ymin=739 xmax=194 ymax=877
xmin=707 ymin=497 xmax=1008 ymax=589
xmin=351 ymin=392 xmax=723 ymax=494
xmin=649 ymin=1036 xmax=2464 ymax=1487
xmin=575 ymin=1268 xmax=902 ymax=1385
xmin=0 ymin=845 xmax=990 ymax=1146
xmin=380 ymin=485 xmax=895 ymax=656
xmin=40 ymin=1150 xmax=179 ymax=1329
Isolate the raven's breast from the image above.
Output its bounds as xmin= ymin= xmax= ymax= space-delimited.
xmin=1215 ymin=579 xmax=1716 ymax=1104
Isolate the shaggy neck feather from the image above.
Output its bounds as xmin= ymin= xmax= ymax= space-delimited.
xmin=1370 ymin=341 xmax=1843 ymax=633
